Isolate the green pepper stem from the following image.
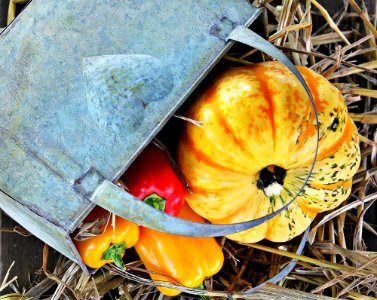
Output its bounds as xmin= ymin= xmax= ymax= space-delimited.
xmin=144 ymin=193 xmax=166 ymax=212
xmin=102 ymin=241 xmax=127 ymax=268
xmin=195 ymin=283 xmax=211 ymax=300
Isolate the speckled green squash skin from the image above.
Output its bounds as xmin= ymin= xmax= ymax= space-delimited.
xmin=178 ymin=61 xmax=361 ymax=243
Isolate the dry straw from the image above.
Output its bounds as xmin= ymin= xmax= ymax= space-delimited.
xmin=1 ymin=0 xmax=377 ymax=299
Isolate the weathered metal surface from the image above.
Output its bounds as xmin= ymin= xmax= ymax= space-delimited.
xmin=0 ymin=0 xmax=260 ymax=270
xmin=0 ymin=191 xmax=77 ymax=262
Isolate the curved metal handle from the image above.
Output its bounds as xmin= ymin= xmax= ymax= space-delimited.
xmin=92 ymin=26 xmax=319 ymax=237
xmin=92 ymin=180 xmax=306 ymax=237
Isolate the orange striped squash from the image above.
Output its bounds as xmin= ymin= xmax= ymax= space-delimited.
xmin=178 ymin=61 xmax=360 ymax=243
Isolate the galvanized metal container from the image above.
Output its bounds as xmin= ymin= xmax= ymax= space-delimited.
xmin=0 ymin=1 xmax=318 ymax=284
xmin=0 ymin=0 xmax=262 ymax=272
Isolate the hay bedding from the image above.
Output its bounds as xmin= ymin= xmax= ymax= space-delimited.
xmin=1 ymin=0 xmax=377 ymax=299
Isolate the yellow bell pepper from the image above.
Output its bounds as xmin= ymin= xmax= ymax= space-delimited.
xmin=135 ymin=204 xmax=224 ymax=296
xmin=74 ymin=206 xmax=139 ymax=269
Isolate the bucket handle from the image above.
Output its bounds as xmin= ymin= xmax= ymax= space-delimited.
xmin=91 ymin=26 xmax=319 ymax=237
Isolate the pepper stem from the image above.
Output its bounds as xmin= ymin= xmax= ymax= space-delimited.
xmin=195 ymin=283 xmax=210 ymax=300
xmin=144 ymin=193 xmax=166 ymax=212
xmin=102 ymin=241 xmax=127 ymax=268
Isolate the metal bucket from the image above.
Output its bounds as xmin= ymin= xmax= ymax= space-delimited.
xmin=0 ymin=0 xmax=317 ymax=276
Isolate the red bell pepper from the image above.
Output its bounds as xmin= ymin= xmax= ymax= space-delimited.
xmin=121 ymin=143 xmax=186 ymax=216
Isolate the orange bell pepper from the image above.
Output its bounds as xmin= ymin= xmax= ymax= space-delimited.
xmin=135 ymin=204 xmax=224 ymax=296
xmin=74 ymin=207 xmax=139 ymax=269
